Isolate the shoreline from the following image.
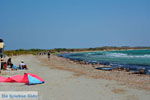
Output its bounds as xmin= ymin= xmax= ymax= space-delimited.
xmin=0 ymin=55 xmax=150 ymax=100
xmin=57 ymin=50 xmax=150 ymax=75
xmin=37 ymin=55 xmax=150 ymax=90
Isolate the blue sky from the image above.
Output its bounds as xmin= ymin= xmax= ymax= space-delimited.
xmin=0 ymin=0 xmax=150 ymax=50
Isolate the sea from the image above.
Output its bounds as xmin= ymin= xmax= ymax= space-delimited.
xmin=58 ymin=49 xmax=150 ymax=74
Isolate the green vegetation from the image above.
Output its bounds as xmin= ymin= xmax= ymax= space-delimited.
xmin=4 ymin=49 xmax=47 ymax=56
xmin=4 ymin=46 xmax=150 ymax=56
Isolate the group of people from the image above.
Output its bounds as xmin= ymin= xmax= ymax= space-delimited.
xmin=0 ymin=58 xmax=28 ymax=70
xmin=38 ymin=51 xmax=51 ymax=60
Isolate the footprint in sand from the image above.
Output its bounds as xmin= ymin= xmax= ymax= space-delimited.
xmin=112 ymin=88 xmax=126 ymax=94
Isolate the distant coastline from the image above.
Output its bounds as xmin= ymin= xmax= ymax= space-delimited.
xmin=4 ymin=46 xmax=150 ymax=56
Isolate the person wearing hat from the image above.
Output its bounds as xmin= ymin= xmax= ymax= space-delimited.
xmin=19 ymin=60 xmax=28 ymax=70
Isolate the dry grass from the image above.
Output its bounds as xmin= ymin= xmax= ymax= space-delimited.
xmin=112 ymin=88 xmax=126 ymax=94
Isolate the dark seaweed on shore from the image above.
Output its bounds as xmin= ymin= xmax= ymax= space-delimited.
xmin=57 ymin=53 xmax=150 ymax=75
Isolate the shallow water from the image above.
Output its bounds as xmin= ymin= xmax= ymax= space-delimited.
xmin=58 ymin=49 xmax=150 ymax=74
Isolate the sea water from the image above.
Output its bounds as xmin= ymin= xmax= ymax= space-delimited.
xmin=58 ymin=49 xmax=150 ymax=74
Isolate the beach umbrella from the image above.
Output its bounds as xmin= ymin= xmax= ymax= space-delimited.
xmin=0 ymin=73 xmax=45 ymax=85
xmin=0 ymin=76 xmax=7 ymax=82
xmin=22 ymin=73 xmax=45 ymax=85
xmin=0 ymin=76 xmax=15 ymax=82
xmin=5 ymin=77 xmax=16 ymax=82
xmin=9 ymin=75 xmax=24 ymax=83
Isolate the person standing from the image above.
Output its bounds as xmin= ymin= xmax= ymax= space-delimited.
xmin=47 ymin=51 xmax=51 ymax=60
xmin=1 ymin=59 xmax=6 ymax=70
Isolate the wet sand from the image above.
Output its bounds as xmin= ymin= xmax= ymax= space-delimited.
xmin=0 ymin=55 xmax=150 ymax=100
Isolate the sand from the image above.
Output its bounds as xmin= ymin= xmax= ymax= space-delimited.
xmin=0 ymin=55 xmax=150 ymax=100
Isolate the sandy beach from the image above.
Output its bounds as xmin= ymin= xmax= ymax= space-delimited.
xmin=0 ymin=55 xmax=150 ymax=100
